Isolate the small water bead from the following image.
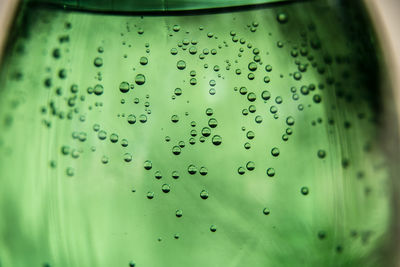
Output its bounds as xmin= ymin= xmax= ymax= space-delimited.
xmin=110 ymin=133 xmax=119 ymax=143
xmin=172 ymin=171 xmax=180 ymax=179
xmin=286 ymin=128 xmax=293 ymax=135
xmin=190 ymin=129 xmax=197 ymax=137
xmin=246 ymin=131 xmax=255 ymax=140
xmin=187 ymin=164 xmax=198 ymax=175
xmin=94 ymin=57 xmax=103 ymax=67
xmin=178 ymin=141 xmax=185 ymax=148
xmin=209 ymin=88 xmax=216 ymax=95
xmin=208 ymin=118 xmax=218 ymax=128
xmin=286 ymin=116 xmax=295 ymax=126
xmin=144 ymin=160 xmax=152 ymax=170
xmin=61 ymin=145 xmax=70 ymax=155
xmin=121 ymin=139 xmax=128 ymax=147
xmin=293 ymin=72 xmax=302 ymax=81
xmin=313 ymin=94 xmax=322 ymax=103
xmin=199 ymin=167 xmax=208 ymax=176
xmin=200 ymin=190 xmax=209 ymax=199
xmin=246 ymin=161 xmax=255 ymax=171
xmin=147 ymin=191 xmax=154 ymax=199
xmin=135 ymin=74 xmax=146 ymax=85
xmin=277 ymin=12 xmax=288 ymax=23
xmin=140 ymin=56 xmax=148 ymax=65
xmin=139 ymin=114 xmax=147 ymax=123
xmin=98 ymin=130 xmax=107 ymax=140
xmin=242 ymin=109 xmax=249 ymax=116
xmin=317 ymin=150 xmax=326 ymax=159
xmin=127 ymin=114 xmax=136 ymax=124
xmin=261 ymin=90 xmax=271 ymax=101
xmin=123 ymin=153 xmax=132 ymax=162
xmin=212 ymin=135 xmax=222 ymax=146
xmin=171 ymin=115 xmax=179 ymax=123
xmin=66 ymin=167 xmax=74 ymax=177
xmin=301 ymin=186 xmax=309 ymax=195
xmin=266 ymin=168 xmax=275 ymax=177
xmin=161 ymin=184 xmax=171 ymax=193
xmin=177 ymin=60 xmax=186 ymax=70
xmin=275 ymin=96 xmax=283 ymax=104
xmin=94 ymin=84 xmax=104 ymax=95
xmin=263 ymin=208 xmax=271 ymax=215
xmin=172 ymin=146 xmax=181 ymax=155
xmin=248 ymin=62 xmax=257 ymax=72
xmin=264 ymin=76 xmax=271 ymax=83
xmin=271 ymin=147 xmax=280 ymax=157
xmin=270 ymin=106 xmax=278 ymax=114
xmin=210 ymin=225 xmax=217 ymax=232
xmin=244 ymin=142 xmax=251 ymax=149
xmin=190 ymin=78 xmax=197 ymax=85
xmin=239 ymin=87 xmax=248 ymax=95
xmin=300 ymin=85 xmax=309 ymax=95
xmin=265 ymin=65 xmax=272 ymax=72
xmin=176 ymin=209 xmax=183 ymax=217
xmin=172 ymin=24 xmax=181 ymax=32
xmin=255 ymin=116 xmax=263 ymax=124
xmin=170 ymin=48 xmax=178 ymax=55
xmin=238 ymin=167 xmax=245 ymax=175
xmin=174 ymin=88 xmax=182 ymax=96
xmin=189 ymin=46 xmax=197 ymax=55
xmin=247 ymin=92 xmax=256 ymax=102
xmin=151 ymin=171 xmax=162 ymax=180
xmin=205 ymin=108 xmax=213 ymax=116
xmin=202 ymin=127 xmax=211 ymax=137
xmin=101 ymin=155 xmax=109 ymax=164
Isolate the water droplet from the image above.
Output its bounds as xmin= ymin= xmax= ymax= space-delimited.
xmin=212 ymin=135 xmax=222 ymax=146
xmin=140 ymin=56 xmax=148 ymax=65
xmin=188 ymin=164 xmax=197 ymax=175
xmin=208 ymin=118 xmax=218 ymax=128
xmin=144 ymin=160 xmax=152 ymax=170
xmin=98 ymin=130 xmax=107 ymax=140
xmin=266 ymin=168 xmax=275 ymax=177
xmin=173 ymin=24 xmax=181 ymax=32
xmin=171 ymin=115 xmax=179 ymax=123
xmin=210 ymin=225 xmax=217 ymax=232
xmin=123 ymin=153 xmax=132 ymax=162
xmin=119 ymin=82 xmax=130 ymax=93
xmin=246 ymin=131 xmax=255 ymax=140
xmin=263 ymin=208 xmax=270 ymax=215
xmin=200 ymin=190 xmax=209 ymax=199
xmin=176 ymin=209 xmax=183 ymax=217
xmin=277 ymin=12 xmax=288 ymax=24
xmin=94 ymin=57 xmax=103 ymax=67
xmin=317 ymin=150 xmax=326 ymax=159
xmin=248 ymin=62 xmax=257 ymax=71
xmin=94 ymin=84 xmax=104 ymax=95
xmin=135 ymin=74 xmax=146 ymax=85
xmin=147 ymin=191 xmax=154 ymax=199
xmin=238 ymin=167 xmax=245 ymax=175
xmin=201 ymin=127 xmax=211 ymax=137
xmin=66 ymin=167 xmax=74 ymax=177
xmin=161 ymin=184 xmax=171 ymax=193
xmin=246 ymin=161 xmax=255 ymax=171
xmin=286 ymin=116 xmax=295 ymax=126
xmin=301 ymin=186 xmax=309 ymax=195
xmin=199 ymin=167 xmax=208 ymax=176
xmin=271 ymin=147 xmax=280 ymax=157
xmin=261 ymin=90 xmax=271 ymax=101
xmin=101 ymin=155 xmax=109 ymax=164
xmin=172 ymin=146 xmax=181 ymax=155
xmin=127 ymin=114 xmax=136 ymax=124
xmin=247 ymin=92 xmax=256 ymax=102
xmin=177 ymin=60 xmax=186 ymax=70
xmin=110 ymin=133 xmax=119 ymax=143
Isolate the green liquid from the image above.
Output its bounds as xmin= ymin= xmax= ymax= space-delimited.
xmin=0 ymin=1 xmax=397 ymax=266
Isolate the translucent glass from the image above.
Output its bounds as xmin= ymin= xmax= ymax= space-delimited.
xmin=0 ymin=0 xmax=399 ymax=266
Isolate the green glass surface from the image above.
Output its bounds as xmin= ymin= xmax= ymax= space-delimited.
xmin=0 ymin=0 xmax=399 ymax=266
